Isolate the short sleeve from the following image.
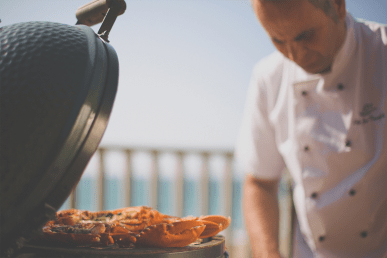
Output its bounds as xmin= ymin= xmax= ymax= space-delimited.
xmin=235 ymin=59 xmax=286 ymax=180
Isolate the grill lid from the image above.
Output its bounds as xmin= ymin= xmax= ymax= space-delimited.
xmin=0 ymin=1 xmax=125 ymax=255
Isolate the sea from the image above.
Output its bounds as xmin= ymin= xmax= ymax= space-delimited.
xmin=60 ymin=176 xmax=291 ymax=232
xmin=60 ymin=177 xmax=246 ymax=230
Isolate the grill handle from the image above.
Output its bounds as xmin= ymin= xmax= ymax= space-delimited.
xmin=76 ymin=0 xmax=126 ymax=42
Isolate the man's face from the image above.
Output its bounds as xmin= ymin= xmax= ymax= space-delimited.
xmin=253 ymin=0 xmax=346 ymax=74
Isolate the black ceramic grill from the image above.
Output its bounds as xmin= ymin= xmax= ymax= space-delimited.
xmin=0 ymin=1 xmax=122 ymax=256
xmin=0 ymin=1 xmax=229 ymax=257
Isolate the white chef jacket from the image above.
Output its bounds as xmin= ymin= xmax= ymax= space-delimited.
xmin=235 ymin=13 xmax=387 ymax=258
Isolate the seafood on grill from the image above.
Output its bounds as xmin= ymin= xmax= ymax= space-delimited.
xmin=135 ymin=220 xmax=206 ymax=248
xmin=36 ymin=206 xmax=231 ymax=248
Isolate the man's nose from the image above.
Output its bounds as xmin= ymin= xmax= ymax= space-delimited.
xmin=286 ymin=43 xmax=305 ymax=63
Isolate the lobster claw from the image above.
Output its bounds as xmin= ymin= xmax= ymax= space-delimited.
xmin=135 ymin=220 xmax=206 ymax=248
xmin=198 ymin=215 xmax=231 ymax=239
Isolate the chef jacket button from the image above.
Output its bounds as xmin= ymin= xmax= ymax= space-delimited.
xmin=337 ymin=83 xmax=344 ymax=90
xmin=301 ymin=90 xmax=308 ymax=96
xmin=360 ymin=231 xmax=368 ymax=238
xmin=318 ymin=236 xmax=325 ymax=242
xmin=311 ymin=192 xmax=318 ymax=199
xmin=304 ymin=146 xmax=309 ymax=151
xmin=349 ymin=189 xmax=356 ymax=196
xmin=345 ymin=140 xmax=352 ymax=147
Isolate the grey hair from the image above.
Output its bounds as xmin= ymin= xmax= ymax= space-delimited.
xmin=258 ymin=0 xmax=339 ymax=22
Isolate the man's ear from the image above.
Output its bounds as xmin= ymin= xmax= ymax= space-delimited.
xmin=332 ymin=0 xmax=346 ymax=21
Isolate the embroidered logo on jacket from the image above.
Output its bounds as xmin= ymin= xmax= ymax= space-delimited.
xmin=354 ymin=103 xmax=385 ymax=125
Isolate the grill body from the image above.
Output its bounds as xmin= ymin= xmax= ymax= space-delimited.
xmin=0 ymin=21 xmax=119 ymax=256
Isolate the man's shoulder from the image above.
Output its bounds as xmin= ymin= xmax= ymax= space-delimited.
xmin=253 ymin=51 xmax=285 ymax=76
xmin=354 ymin=17 xmax=387 ymax=46
xmin=252 ymin=51 xmax=286 ymax=85
xmin=355 ymin=17 xmax=386 ymax=32
xmin=250 ymin=52 xmax=287 ymax=109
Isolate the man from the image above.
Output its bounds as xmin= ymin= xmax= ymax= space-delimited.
xmin=235 ymin=0 xmax=387 ymax=257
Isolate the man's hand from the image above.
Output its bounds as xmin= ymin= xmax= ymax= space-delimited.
xmin=243 ymin=174 xmax=282 ymax=258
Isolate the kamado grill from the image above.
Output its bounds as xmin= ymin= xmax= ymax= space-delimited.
xmin=0 ymin=1 xmax=229 ymax=257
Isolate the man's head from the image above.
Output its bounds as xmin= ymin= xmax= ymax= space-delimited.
xmin=252 ymin=0 xmax=346 ymax=74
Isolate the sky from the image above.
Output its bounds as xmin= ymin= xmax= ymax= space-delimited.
xmin=1 ymin=0 xmax=387 ymax=152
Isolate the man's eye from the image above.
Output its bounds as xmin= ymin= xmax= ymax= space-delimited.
xmin=303 ymin=32 xmax=314 ymax=40
xmin=295 ymin=31 xmax=315 ymax=42
xmin=272 ymin=38 xmax=284 ymax=44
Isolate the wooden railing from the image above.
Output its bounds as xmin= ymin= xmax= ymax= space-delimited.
xmin=65 ymin=146 xmax=293 ymax=258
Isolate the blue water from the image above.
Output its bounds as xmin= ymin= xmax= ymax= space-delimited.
xmin=60 ymin=176 xmax=247 ymax=230
xmin=183 ymin=179 xmax=199 ymax=217
xmin=209 ymin=179 xmax=221 ymax=215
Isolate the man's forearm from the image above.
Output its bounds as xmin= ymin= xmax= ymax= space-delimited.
xmin=243 ymin=174 xmax=281 ymax=258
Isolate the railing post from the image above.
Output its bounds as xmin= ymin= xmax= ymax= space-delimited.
xmin=150 ymin=150 xmax=159 ymax=210
xmin=223 ymin=152 xmax=234 ymax=256
xmin=124 ymin=149 xmax=132 ymax=207
xmin=97 ymin=148 xmax=106 ymax=211
xmin=285 ymin=169 xmax=294 ymax=258
xmin=69 ymin=188 xmax=76 ymax=209
xmin=175 ymin=151 xmax=184 ymax=217
xmin=200 ymin=152 xmax=209 ymax=215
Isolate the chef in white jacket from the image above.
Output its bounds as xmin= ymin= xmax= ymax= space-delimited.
xmin=235 ymin=0 xmax=387 ymax=257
